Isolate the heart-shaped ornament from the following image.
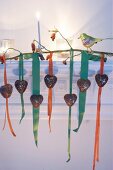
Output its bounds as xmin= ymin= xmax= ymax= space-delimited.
xmin=44 ymin=74 xmax=57 ymax=88
xmin=30 ymin=94 xmax=43 ymax=108
xmin=95 ymin=74 xmax=108 ymax=87
xmin=77 ymin=78 xmax=91 ymax=92
xmin=0 ymin=84 xmax=13 ymax=98
xmin=64 ymin=94 xmax=77 ymax=107
xmin=15 ymin=80 xmax=28 ymax=94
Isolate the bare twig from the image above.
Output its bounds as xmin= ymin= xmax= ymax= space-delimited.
xmin=4 ymin=48 xmax=22 ymax=55
xmin=33 ymin=39 xmax=50 ymax=52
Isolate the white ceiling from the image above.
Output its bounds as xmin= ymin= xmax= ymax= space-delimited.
xmin=0 ymin=0 xmax=112 ymax=53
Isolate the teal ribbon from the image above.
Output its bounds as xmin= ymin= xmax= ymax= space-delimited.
xmin=19 ymin=54 xmax=25 ymax=123
xmin=73 ymin=51 xmax=101 ymax=132
xmin=67 ymin=49 xmax=74 ymax=162
xmin=23 ymin=54 xmax=32 ymax=60
xmin=32 ymin=53 xmax=40 ymax=146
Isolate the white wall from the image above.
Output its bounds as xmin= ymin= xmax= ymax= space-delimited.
xmin=0 ymin=0 xmax=112 ymax=52
xmin=0 ymin=119 xmax=112 ymax=170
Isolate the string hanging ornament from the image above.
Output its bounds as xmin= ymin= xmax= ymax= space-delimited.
xmin=49 ymin=28 xmax=77 ymax=161
xmin=44 ymin=53 xmax=57 ymax=132
xmin=15 ymin=53 xmax=28 ymax=123
xmin=93 ymin=53 xmax=108 ymax=170
xmin=30 ymin=45 xmax=43 ymax=146
xmin=0 ymin=54 xmax=16 ymax=136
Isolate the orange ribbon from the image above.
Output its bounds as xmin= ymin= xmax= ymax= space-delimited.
xmin=2 ymin=55 xmax=16 ymax=137
xmin=46 ymin=53 xmax=53 ymax=132
xmin=93 ymin=54 xmax=104 ymax=170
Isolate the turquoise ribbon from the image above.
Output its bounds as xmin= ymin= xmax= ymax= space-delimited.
xmin=32 ymin=53 xmax=40 ymax=146
xmin=67 ymin=49 xmax=74 ymax=162
xmin=73 ymin=51 xmax=101 ymax=132
xmin=19 ymin=54 xmax=25 ymax=123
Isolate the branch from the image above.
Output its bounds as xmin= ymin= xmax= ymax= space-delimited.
xmin=33 ymin=39 xmax=50 ymax=52
xmin=4 ymin=48 xmax=22 ymax=55
xmin=5 ymin=49 xmax=113 ymax=61
xmin=57 ymin=31 xmax=72 ymax=49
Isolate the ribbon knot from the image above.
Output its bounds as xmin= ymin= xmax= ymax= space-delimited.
xmin=0 ymin=55 xmax=5 ymax=64
xmin=46 ymin=53 xmax=53 ymax=60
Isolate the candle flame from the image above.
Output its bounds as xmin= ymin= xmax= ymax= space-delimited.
xmin=36 ymin=11 xmax=40 ymax=20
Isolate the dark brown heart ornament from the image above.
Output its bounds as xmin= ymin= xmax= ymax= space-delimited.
xmin=15 ymin=80 xmax=28 ymax=94
xmin=0 ymin=84 xmax=13 ymax=98
xmin=95 ymin=74 xmax=108 ymax=87
xmin=77 ymin=78 xmax=91 ymax=92
xmin=30 ymin=94 xmax=43 ymax=108
xmin=64 ymin=94 xmax=77 ymax=107
xmin=44 ymin=74 xmax=57 ymax=88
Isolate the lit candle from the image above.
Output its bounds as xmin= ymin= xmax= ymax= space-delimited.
xmin=36 ymin=11 xmax=41 ymax=49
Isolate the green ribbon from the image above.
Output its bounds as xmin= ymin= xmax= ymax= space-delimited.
xmin=19 ymin=53 xmax=25 ymax=123
xmin=73 ymin=51 xmax=101 ymax=132
xmin=23 ymin=54 xmax=32 ymax=60
xmin=67 ymin=49 xmax=74 ymax=162
xmin=32 ymin=53 xmax=40 ymax=146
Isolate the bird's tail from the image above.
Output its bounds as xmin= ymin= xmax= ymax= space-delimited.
xmin=95 ymin=37 xmax=113 ymax=43
xmin=95 ymin=38 xmax=103 ymax=42
xmin=103 ymin=38 xmax=113 ymax=40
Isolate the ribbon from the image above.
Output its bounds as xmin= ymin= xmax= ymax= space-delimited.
xmin=93 ymin=54 xmax=104 ymax=170
xmin=67 ymin=49 xmax=74 ymax=162
xmin=32 ymin=53 xmax=40 ymax=146
xmin=19 ymin=54 xmax=25 ymax=123
xmin=46 ymin=53 xmax=53 ymax=132
xmin=73 ymin=51 xmax=103 ymax=133
xmin=3 ymin=55 xmax=16 ymax=136
xmin=73 ymin=51 xmax=89 ymax=132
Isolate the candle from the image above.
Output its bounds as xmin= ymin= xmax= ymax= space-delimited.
xmin=36 ymin=12 xmax=41 ymax=49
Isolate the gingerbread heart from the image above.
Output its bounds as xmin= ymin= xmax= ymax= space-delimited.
xmin=77 ymin=78 xmax=91 ymax=92
xmin=30 ymin=94 xmax=43 ymax=108
xmin=64 ymin=94 xmax=77 ymax=107
xmin=44 ymin=74 xmax=57 ymax=88
xmin=0 ymin=84 xmax=13 ymax=98
xmin=95 ymin=74 xmax=108 ymax=87
xmin=15 ymin=80 xmax=28 ymax=94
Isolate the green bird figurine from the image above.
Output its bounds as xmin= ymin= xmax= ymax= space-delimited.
xmin=78 ymin=33 xmax=102 ymax=51
xmin=78 ymin=33 xmax=113 ymax=51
